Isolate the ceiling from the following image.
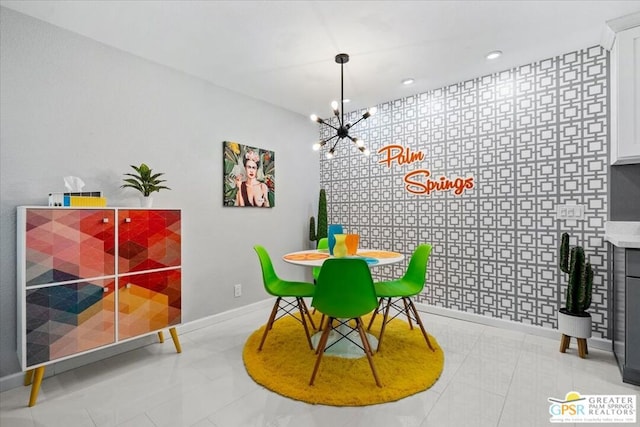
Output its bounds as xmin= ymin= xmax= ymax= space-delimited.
xmin=2 ymin=1 xmax=640 ymax=117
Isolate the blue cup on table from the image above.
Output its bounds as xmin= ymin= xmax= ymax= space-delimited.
xmin=327 ymin=224 xmax=344 ymax=255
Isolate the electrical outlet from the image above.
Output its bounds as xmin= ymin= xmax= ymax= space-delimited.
xmin=234 ymin=283 xmax=242 ymax=297
xmin=557 ymin=204 xmax=585 ymax=220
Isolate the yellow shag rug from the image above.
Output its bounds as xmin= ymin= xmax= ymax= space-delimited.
xmin=242 ymin=312 xmax=444 ymax=406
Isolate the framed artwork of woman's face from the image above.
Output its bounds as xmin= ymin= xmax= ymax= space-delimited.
xmin=223 ymin=141 xmax=275 ymax=207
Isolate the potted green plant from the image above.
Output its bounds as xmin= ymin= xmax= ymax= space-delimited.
xmin=121 ymin=163 xmax=170 ymax=207
xmin=557 ymin=232 xmax=594 ymax=358
xmin=309 ymin=189 xmax=328 ymax=247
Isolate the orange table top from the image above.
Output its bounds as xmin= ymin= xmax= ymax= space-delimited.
xmin=282 ymin=249 xmax=404 ymax=267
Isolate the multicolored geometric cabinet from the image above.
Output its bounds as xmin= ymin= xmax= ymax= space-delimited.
xmin=17 ymin=207 xmax=182 ymax=406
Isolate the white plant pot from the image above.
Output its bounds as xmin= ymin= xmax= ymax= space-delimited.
xmin=139 ymin=196 xmax=153 ymax=208
xmin=558 ymin=309 xmax=592 ymax=339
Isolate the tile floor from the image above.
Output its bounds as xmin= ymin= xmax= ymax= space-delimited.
xmin=1 ymin=305 xmax=638 ymax=427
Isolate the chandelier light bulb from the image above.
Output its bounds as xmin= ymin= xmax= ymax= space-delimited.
xmin=312 ymin=142 xmax=321 ymax=151
xmin=363 ymin=148 xmax=371 ymax=156
xmin=355 ymin=138 xmax=365 ymax=148
xmin=326 ymin=149 xmax=335 ymax=159
xmin=331 ymin=101 xmax=339 ymax=112
xmin=310 ymin=114 xmax=318 ymax=122
xmin=368 ymin=106 xmax=377 ymax=115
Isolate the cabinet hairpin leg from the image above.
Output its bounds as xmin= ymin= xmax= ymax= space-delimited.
xmin=157 ymin=331 xmax=165 ymax=343
xmin=26 ymin=366 xmax=45 ymax=407
xmin=169 ymin=327 xmax=182 ymax=353
xmin=24 ymin=369 xmax=34 ymax=386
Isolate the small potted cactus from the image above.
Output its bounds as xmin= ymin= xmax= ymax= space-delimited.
xmin=557 ymin=232 xmax=594 ymax=358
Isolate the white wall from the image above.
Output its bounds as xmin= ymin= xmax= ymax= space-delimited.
xmin=0 ymin=7 xmax=319 ymax=380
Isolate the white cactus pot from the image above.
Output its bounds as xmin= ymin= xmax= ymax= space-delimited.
xmin=558 ymin=309 xmax=592 ymax=339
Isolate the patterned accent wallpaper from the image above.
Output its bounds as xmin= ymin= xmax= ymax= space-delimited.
xmin=319 ymin=46 xmax=609 ymax=338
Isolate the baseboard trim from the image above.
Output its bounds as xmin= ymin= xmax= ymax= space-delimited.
xmin=415 ymin=303 xmax=612 ymax=352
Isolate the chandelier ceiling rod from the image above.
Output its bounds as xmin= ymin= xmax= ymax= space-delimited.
xmin=311 ymin=53 xmax=375 ymax=159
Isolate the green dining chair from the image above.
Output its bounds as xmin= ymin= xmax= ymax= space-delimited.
xmin=310 ymin=258 xmax=382 ymax=387
xmin=312 ymin=237 xmax=329 ymax=283
xmin=311 ymin=237 xmax=329 ymax=327
xmin=254 ymin=245 xmax=317 ymax=351
xmin=367 ymin=244 xmax=435 ymax=352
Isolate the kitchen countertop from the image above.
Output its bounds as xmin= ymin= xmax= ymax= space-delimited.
xmin=605 ymin=221 xmax=640 ymax=248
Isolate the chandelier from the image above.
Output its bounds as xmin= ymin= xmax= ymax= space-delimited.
xmin=311 ymin=53 xmax=376 ymax=159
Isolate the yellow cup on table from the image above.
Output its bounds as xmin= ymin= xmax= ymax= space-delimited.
xmin=345 ymin=234 xmax=359 ymax=255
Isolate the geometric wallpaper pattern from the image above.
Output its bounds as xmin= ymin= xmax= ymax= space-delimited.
xmin=20 ymin=208 xmax=182 ymax=368
xmin=319 ymin=46 xmax=610 ymax=338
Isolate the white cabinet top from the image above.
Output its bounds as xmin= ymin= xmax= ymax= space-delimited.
xmin=605 ymin=221 xmax=640 ymax=248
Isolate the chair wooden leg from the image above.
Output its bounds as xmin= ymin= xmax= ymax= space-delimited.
xmin=28 ymin=366 xmax=45 ymax=407
xmin=376 ymin=297 xmax=393 ymax=351
xmin=559 ymin=334 xmax=571 ymax=353
xmin=407 ymin=298 xmax=435 ymax=351
xmin=297 ymin=298 xmax=314 ymax=350
xmin=310 ymin=318 xmax=334 ymax=385
xmin=367 ymin=298 xmax=384 ymax=331
xmin=258 ymin=298 xmax=281 ymax=351
xmin=299 ymin=298 xmax=316 ymax=330
xmin=318 ymin=313 xmax=326 ymax=331
xmin=403 ymin=298 xmax=414 ymax=329
xmin=315 ymin=317 xmax=332 ymax=355
xmin=355 ymin=318 xmax=382 ymax=387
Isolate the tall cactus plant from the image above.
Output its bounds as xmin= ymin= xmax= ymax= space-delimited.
xmin=558 ymin=232 xmax=593 ymax=315
xmin=309 ymin=189 xmax=327 ymax=245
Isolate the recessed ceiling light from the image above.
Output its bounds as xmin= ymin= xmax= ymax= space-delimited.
xmin=486 ymin=50 xmax=502 ymax=60
xmin=402 ymin=78 xmax=415 ymax=85
xmin=342 ymin=98 xmax=351 ymax=103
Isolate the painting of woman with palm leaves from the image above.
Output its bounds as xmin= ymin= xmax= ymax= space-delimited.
xmin=223 ymin=141 xmax=275 ymax=207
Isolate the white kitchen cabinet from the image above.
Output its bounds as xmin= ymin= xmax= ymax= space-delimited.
xmin=610 ymin=25 xmax=640 ymax=165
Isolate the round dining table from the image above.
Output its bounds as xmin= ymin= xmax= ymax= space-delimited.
xmin=282 ymin=248 xmax=405 ymax=267
xmin=282 ymin=248 xmax=405 ymax=358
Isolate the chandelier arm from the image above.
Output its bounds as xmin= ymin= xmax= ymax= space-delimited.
xmin=322 ymin=134 xmax=339 ymax=144
xmin=329 ymin=137 xmax=343 ymax=153
xmin=333 ymin=109 xmax=343 ymax=128
xmin=350 ymin=115 xmax=368 ymax=129
xmin=321 ymin=122 xmax=341 ymax=132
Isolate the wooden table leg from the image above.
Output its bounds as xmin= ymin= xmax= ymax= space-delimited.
xmin=28 ymin=366 xmax=45 ymax=407
xmin=169 ymin=327 xmax=182 ymax=353
xmin=559 ymin=334 xmax=571 ymax=353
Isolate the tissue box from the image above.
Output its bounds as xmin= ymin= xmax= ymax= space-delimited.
xmin=48 ymin=192 xmax=106 ymax=207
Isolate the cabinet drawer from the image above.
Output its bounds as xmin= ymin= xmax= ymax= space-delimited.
xmin=24 ymin=279 xmax=116 ymax=367
xmin=628 ymin=249 xmax=640 ymax=277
